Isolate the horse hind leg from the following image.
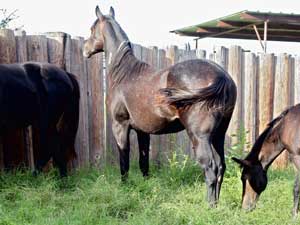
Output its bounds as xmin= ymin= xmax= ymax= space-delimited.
xmin=136 ymin=131 xmax=150 ymax=177
xmin=51 ymin=128 xmax=67 ymax=177
xmin=180 ymin=107 xmax=220 ymax=206
xmin=33 ymin=117 xmax=51 ymax=176
xmin=211 ymin=116 xmax=231 ymax=201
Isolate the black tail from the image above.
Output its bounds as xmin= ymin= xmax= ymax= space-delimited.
xmin=57 ymin=72 xmax=80 ymax=162
xmin=159 ymin=76 xmax=233 ymax=112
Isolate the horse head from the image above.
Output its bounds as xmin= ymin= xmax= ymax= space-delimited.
xmin=232 ymin=157 xmax=268 ymax=211
xmin=83 ymin=6 xmax=128 ymax=58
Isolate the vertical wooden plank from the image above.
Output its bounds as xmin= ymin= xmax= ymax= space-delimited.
xmin=15 ymin=30 xmax=35 ymax=170
xmin=0 ymin=29 xmax=17 ymax=63
xmin=70 ymin=37 xmax=90 ymax=167
xmin=273 ymin=54 xmax=293 ymax=169
xmin=87 ymin=53 xmax=105 ymax=166
xmin=227 ymin=46 xmax=244 ymax=144
xmin=244 ymin=53 xmax=258 ymax=150
xmin=26 ymin=35 xmax=48 ymax=62
xmin=295 ymin=56 xmax=300 ymax=104
xmin=258 ymin=54 xmax=276 ymax=133
xmin=45 ymin=32 xmax=71 ymax=69
xmin=196 ymin=49 xmax=206 ymax=59
xmin=214 ymin=46 xmax=229 ymax=70
xmin=15 ymin=30 xmax=27 ymax=62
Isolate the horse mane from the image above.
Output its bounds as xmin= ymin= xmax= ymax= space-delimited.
xmin=245 ymin=106 xmax=291 ymax=161
xmin=107 ymin=42 xmax=153 ymax=87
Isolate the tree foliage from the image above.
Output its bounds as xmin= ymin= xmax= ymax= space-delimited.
xmin=0 ymin=9 xmax=19 ymax=29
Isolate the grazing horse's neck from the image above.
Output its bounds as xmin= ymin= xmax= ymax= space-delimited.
xmin=246 ymin=123 xmax=285 ymax=170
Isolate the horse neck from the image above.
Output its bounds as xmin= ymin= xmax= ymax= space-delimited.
xmin=105 ymin=42 xmax=151 ymax=89
xmin=103 ymin=22 xmax=152 ymax=88
xmin=247 ymin=126 xmax=285 ymax=170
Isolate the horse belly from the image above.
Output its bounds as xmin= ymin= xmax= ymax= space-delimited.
xmin=129 ymin=105 xmax=183 ymax=134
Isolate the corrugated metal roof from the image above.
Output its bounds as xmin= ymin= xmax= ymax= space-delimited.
xmin=172 ymin=10 xmax=300 ymax=42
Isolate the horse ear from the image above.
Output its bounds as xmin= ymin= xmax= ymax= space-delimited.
xmin=109 ymin=6 xmax=115 ymax=19
xmin=95 ymin=6 xmax=104 ymax=20
xmin=232 ymin=157 xmax=251 ymax=167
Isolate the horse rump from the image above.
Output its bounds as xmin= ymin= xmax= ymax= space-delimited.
xmin=159 ymin=76 xmax=234 ymax=112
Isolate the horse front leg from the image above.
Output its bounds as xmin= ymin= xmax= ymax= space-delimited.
xmin=112 ymin=120 xmax=130 ymax=181
xmin=136 ymin=131 xmax=150 ymax=177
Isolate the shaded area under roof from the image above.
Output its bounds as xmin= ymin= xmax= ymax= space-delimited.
xmin=171 ymin=10 xmax=300 ymax=42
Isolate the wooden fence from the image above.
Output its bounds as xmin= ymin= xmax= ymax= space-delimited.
xmin=0 ymin=29 xmax=298 ymax=170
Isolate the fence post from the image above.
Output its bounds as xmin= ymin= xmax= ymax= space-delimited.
xmin=45 ymin=32 xmax=72 ymax=69
xmin=258 ymin=53 xmax=276 ymax=133
xmin=26 ymin=35 xmax=48 ymax=62
xmin=214 ymin=46 xmax=229 ymax=70
xmin=196 ymin=49 xmax=206 ymax=59
xmin=244 ymin=53 xmax=258 ymax=150
xmin=273 ymin=54 xmax=294 ymax=169
xmin=295 ymin=56 xmax=300 ymax=104
xmin=71 ymin=37 xmax=90 ymax=167
xmin=227 ymin=46 xmax=244 ymax=145
xmin=15 ymin=30 xmax=35 ymax=170
xmin=86 ymin=53 xmax=105 ymax=167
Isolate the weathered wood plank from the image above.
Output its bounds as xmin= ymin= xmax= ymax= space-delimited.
xmin=273 ymin=54 xmax=294 ymax=168
xmin=26 ymin=35 xmax=48 ymax=62
xmin=214 ymin=46 xmax=229 ymax=70
xmin=45 ymin=32 xmax=71 ymax=69
xmin=227 ymin=46 xmax=244 ymax=145
xmin=244 ymin=53 xmax=258 ymax=150
xmin=86 ymin=53 xmax=105 ymax=166
xmin=295 ymin=56 xmax=300 ymax=104
xmin=70 ymin=37 xmax=90 ymax=167
xmin=196 ymin=49 xmax=206 ymax=59
xmin=258 ymin=54 xmax=276 ymax=132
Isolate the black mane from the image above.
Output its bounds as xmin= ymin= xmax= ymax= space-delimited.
xmin=245 ymin=106 xmax=291 ymax=161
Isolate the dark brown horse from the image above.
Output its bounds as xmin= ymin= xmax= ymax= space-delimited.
xmin=83 ymin=6 xmax=236 ymax=205
xmin=233 ymin=104 xmax=300 ymax=216
xmin=0 ymin=62 xmax=79 ymax=176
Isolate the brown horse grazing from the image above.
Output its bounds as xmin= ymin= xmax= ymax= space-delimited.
xmin=0 ymin=62 xmax=80 ymax=177
xmin=83 ymin=6 xmax=236 ymax=205
xmin=233 ymin=104 xmax=300 ymax=216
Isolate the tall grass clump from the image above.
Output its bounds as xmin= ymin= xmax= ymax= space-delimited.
xmin=0 ymin=141 xmax=298 ymax=225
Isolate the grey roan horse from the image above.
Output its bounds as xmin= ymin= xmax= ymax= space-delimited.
xmin=83 ymin=5 xmax=236 ymax=205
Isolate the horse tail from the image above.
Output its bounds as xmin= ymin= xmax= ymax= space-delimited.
xmin=57 ymin=72 xmax=80 ymax=162
xmin=159 ymin=76 xmax=235 ymax=113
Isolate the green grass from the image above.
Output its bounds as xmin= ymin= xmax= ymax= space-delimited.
xmin=0 ymin=155 xmax=298 ymax=225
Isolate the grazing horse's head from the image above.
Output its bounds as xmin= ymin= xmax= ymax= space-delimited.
xmin=83 ymin=6 xmax=128 ymax=58
xmin=232 ymin=157 xmax=268 ymax=211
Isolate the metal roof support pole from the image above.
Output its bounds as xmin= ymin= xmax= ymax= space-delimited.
xmin=253 ymin=24 xmax=265 ymax=52
xmin=264 ymin=20 xmax=268 ymax=53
